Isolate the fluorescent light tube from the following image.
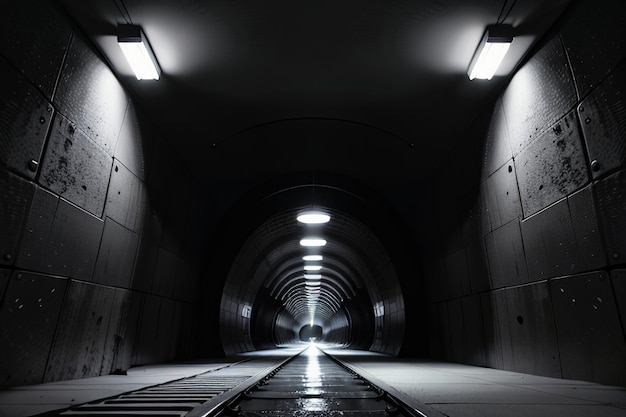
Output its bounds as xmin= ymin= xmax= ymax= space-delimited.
xmin=118 ymin=24 xmax=161 ymax=80
xmin=467 ymin=25 xmax=513 ymax=80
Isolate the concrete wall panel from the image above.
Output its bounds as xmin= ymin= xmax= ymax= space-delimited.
xmin=578 ymin=62 xmax=626 ymax=179
xmin=0 ymin=0 xmax=70 ymax=98
xmin=559 ymin=0 xmax=626 ymax=99
xmin=93 ymin=217 xmax=139 ymax=288
xmin=0 ymin=59 xmax=53 ymax=180
xmin=0 ymin=271 xmax=67 ymax=387
xmin=17 ymin=191 xmax=104 ymax=281
xmin=54 ymin=35 xmax=127 ymax=155
xmin=502 ymin=36 xmax=577 ymax=156
xmin=515 ymin=111 xmax=589 ymax=217
xmin=485 ymin=219 xmax=528 ymax=289
xmin=44 ymin=281 xmax=116 ymax=382
xmin=0 ymin=170 xmax=35 ymax=266
xmin=484 ymin=160 xmax=522 ymax=230
xmin=105 ymin=160 xmax=146 ymax=233
xmin=550 ymin=271 xmax=626 ymax=386
xmin=505 ymin=282 xmax=562 ymax=378
xmin=39 ymin=113 xmax=112 ymax=217
xmin=594 ymin=169 xmax=626 ymax=264
xmin=481 ymin=98 xmax=512 ymax=179
xmin=612 ymin=270 xmax=626 ymax=337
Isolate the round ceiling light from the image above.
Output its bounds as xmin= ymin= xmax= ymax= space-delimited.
xmin=297 ymin=211 xmax=330 ymax=224
xmin=300 ymin=238 xmax=326 ymax=247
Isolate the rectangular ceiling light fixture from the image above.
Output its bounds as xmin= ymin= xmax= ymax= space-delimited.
xmin=118 ymin=24 xmax=161 ymax=80
xmin=467 ymin=24 xmax=513 ymax=80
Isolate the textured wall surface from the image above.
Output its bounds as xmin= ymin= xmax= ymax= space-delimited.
xmin=0 ymin=0 xmax=206 ymax=388
xmin=423 ymin=0 xmax=626 ymax=387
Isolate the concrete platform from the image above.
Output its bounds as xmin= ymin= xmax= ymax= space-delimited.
xmin=1 ymin=346 xmax=625 ymax=417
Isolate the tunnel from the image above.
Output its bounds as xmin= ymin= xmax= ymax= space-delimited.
xmin=1 ymin=0 xmax=626 ymax=398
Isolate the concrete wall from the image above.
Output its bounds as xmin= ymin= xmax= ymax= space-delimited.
xmin=0 ymin=0 xmax=206 ymax=388
xmin=423 ymin=0 xmax=626 ymax=387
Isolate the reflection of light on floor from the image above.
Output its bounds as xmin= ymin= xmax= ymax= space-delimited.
xmin=301 ymin=343 xmax=328 ymax=409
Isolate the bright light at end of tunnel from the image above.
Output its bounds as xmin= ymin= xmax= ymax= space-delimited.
xmin=304 ymin=274 xmax=322 ymax=279
xmin=300 ymin=238 xmax=326 ymax=247
xmin=297 ymin=211 xmax=330 ymax=224
xmin=304 ymin=265 xmax=322 ymax=271
xmin=303 ymin=255 xmax=323 ymax=261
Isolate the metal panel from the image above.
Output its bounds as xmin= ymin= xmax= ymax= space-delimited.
xmin=0 ymin=0 xmax=71 ymax=99
xmin=481 ymin=98 xmax=512 ymax=179
xmin=484 ymin=160 xmax=522 ymax=230
xmin=521 ymin=189 xmax=603 ymax=281
xmin=515 ymin=111 xmax=589 ymax=217
xmin=504 ymin=282 xmax=562 ymax=378
xmin=0 ymin=271 xmax=68 ymax=387
xmin=594 ymin=169 xmax=626 ymax=264
xmin=559 ymin=0 xmax=626 ymax=99
xmin=577 ymin=62 xmax=626 ymax=179
xmin=0 ymin=58 xmax=53 ymax=180
xmin=54 ymin=34 xmax=127 ymax=155
xmin=39 ymin=113 xmax=112 ymax=217
xmin=502 ymin=35 xmax=577 ymax=157
xmin=0 ymin=169 xmax=35 ymax=266
xmin=550 ymin=271 xmax=626 ymax=386
xmin=484 ymin=219 xmax=528 ymax=289
xmin=92 ymin=217 xmax=139 ymax=288
xmin=105 ymin=159 xmax=146 ymax=232
xmin=16 ymin=190 xmax=104 ymax=281
xmin=44 ymin=280 xmax=116 ymax=382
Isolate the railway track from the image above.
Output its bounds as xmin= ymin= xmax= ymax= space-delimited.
xmin=35 ymin=345 xmax=435 ymax=417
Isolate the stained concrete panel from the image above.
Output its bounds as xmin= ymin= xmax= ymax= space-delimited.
xmin=100 ymin=289 xmax=141 ymax=375
xmin=0 ymin=170 xmax=35 ymax=266
xmin=515 ymin=111 xmax=589 ymax=217
xmin=0 ymin=0 xmax=71 ymax=99
xmin=44 ymin=281 xmax=116 ymax=382
xmin=559 ymin=0 xmax=626 ymax=99
xmin=17 ymin=190 xmax=104 ymax=281
xmin=54 ymin=34 xmax=127 ymax=155
xmin=484 ymin=219 xmax=528 ymax=289
xmin=577 ymin=62 xmax=626 ymax=180
xmin=492 ymin=289 xmax=515 ymax=371
xmin=484 ymin=161 xmax=522 ymax=230
xmin=105 ymin=160 xmax=146 ymax=233
xmin=0 ymin=58 xmax=53 ymax=180
xmin=594 ymin=169 xmax=626 ymax=264
xmin=481 ymin=98 xmax=512 ymax=179
xmin=92 ymin=217 xmax=139 ymax=288
xmin=480 ymin=292 xmax=503 ymax=370
xmin=502 ymin=35 xmax=577 ymax=156
xmin=0 ymin=271 xmax=68 ymax=387
xmin=521 ymin=187 xmax=605 ymax=281
xmin=39 ymin=114 xmax=112 ymax=217
xmin=505 ymin=282 xmax=562 ymax=378
xmin=550 ymin=271 xmax=626 ymax=386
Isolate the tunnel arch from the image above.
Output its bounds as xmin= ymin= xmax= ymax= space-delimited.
xmin=196 ymin=171 xmax=427 ymax=357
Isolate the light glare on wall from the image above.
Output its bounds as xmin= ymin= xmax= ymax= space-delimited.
xmin=118 ymin=24 xmax=161 ymax=80
xmin=467 ymin=25 xmax=513 ymax=80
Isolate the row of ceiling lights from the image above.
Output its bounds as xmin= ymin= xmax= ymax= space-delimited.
xmin=297 ymin=211 xmax=330 ymax=325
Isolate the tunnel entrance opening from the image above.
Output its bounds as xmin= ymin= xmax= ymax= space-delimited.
xmin=299 ymin=324 xmax=323 ymax=341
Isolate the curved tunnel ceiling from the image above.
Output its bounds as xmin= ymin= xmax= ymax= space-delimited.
xmin=217 ymin=182 xmax=408 ymax=356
